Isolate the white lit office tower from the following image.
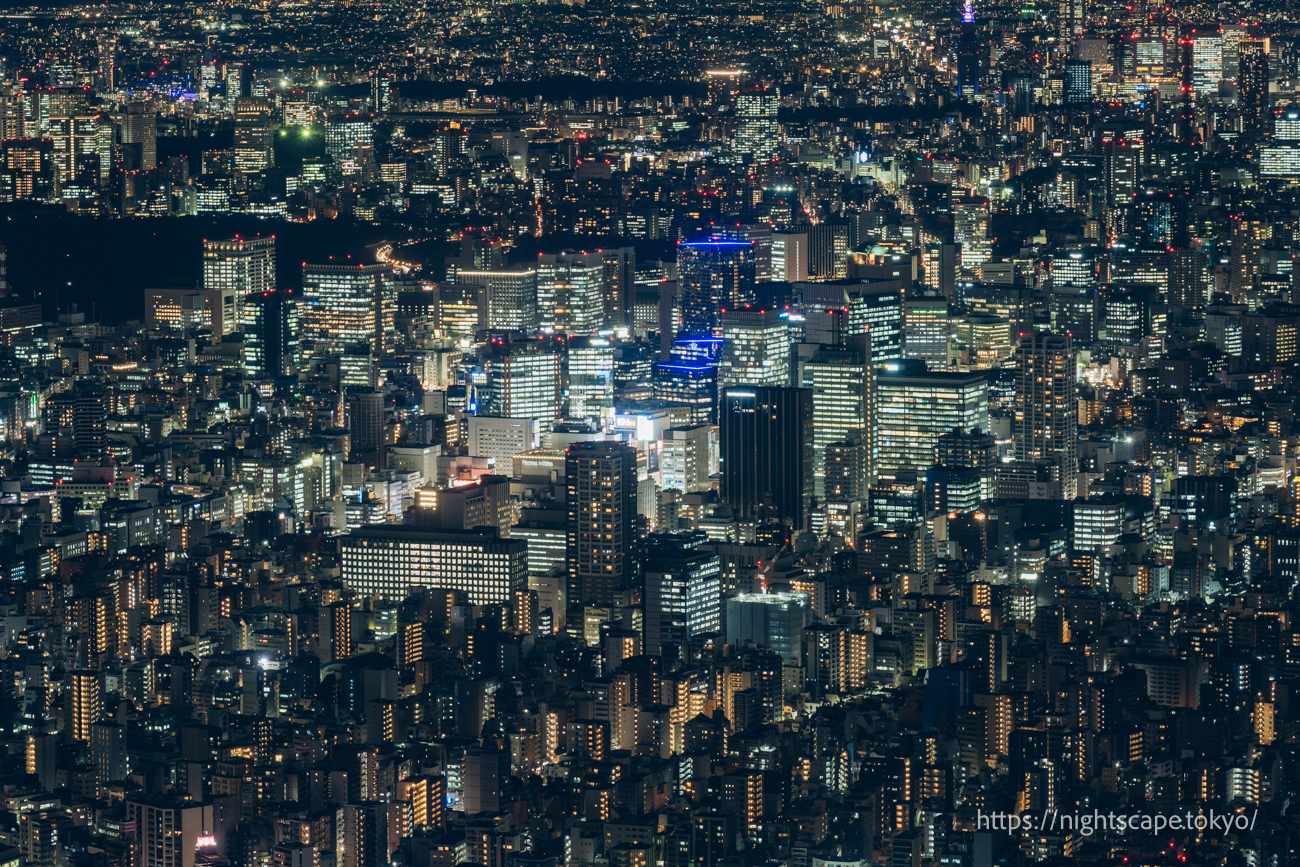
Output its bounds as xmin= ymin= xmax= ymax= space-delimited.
xmin=772 ymin=231 xmax=809 ymax=282
xmin=875 ymin=360 xmax=989 ymax=480
xmin=719 ymin=308 xmax=790 ymax=391
xmin=536 ymin=252 xmax=607 ymax=334
xmin=799 ymin=334 xmax=873 ymax=496
xmin=204 ymin=235 xmax=277 ymax=336
xmin=448 ymin=268 xmax=538 ymax=331
xmin=660 ymin=425 xmax=712 ymax=493
xmin=301 ymin=263 xmax=395 ymax=354
xmin=734 ymin=88 xmax=780 ymax=159
xmin=953 ymin=196 xmax=991 ymax=269
xmin=341 ymin=526 xmax=528 ymax=604
xmin=904 ymin=297 xmax=950 ymax=368
xmin=566 ymin=336 xmax=615 ymax=420
xmin=480 ymin=339 xmax=564 ymax=428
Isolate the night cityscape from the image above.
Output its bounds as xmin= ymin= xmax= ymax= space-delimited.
xmin=0 ymin=1 xmax=1297 ymax=866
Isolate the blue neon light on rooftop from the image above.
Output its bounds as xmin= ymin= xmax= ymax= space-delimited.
xmin=678 ymin=239 xmax=754 ymax=246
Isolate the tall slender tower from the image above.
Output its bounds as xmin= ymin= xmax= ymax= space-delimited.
xmin=957 ymin=0 xmax=979 ymax=98
xmin=1238 ymin=38 xmax=1269 ymax=136
xmin=566 ymin=441 xmax=638 ymax=608
xmin=1014 ymin=333 xmax=1078 ymax=500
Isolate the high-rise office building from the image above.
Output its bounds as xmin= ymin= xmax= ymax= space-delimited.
xmin=805 ymin=223 xmax=850 ymax=279
xmin=97 ymin=35 xmax=116 ymax=92
xmin=1192 ymin=35 xmax=1223 ymax=96
xmin=340 ymin=526 xmax=527 ymax=604
xmin=120 ymin=102 xmax=156 ymax=170
xmin=719 ymin=308 xmax=790 ymax=391
xmin=536 ymin=252 xmax=607 ymax=334
xmin=1058 ymin=0 xmax=1084 ymax=42
xmin=726 ymin=592 xmax=810 ymax=663
xmin=348 ymin=391 xmax=385 ymax=457
xmin=904 ymin=297 xmax=950 ymax=367
xmin=643 ymin=533 xmax=722 ymax=656
xmin=566 ymin=441 xmax=638 ymax=607
xmin=660 ymin=425 xmax=713 ymax=493
xmin=875 ymin=360 xmax=989 ymax=480
xmin=957 ymin=1 xmax=978 ymax=97
xmin=799 ymin=334 xmax=873 ymax=496
xmin=953 ymin=197 xmax=992 ymax=268
xmin=233 ymin=97 xmax=274 ymax=173
xmin=567 ymin=336 xmax=615 ymax=420
xmin=677 ymin=240 xmax=757 ymax=335
xmin=204 ymin=235 xmax=277 ymax=337
xmin=301 ymin=263 xmax=395 ymax=354
xmin=325 ymin=114 xmax=375 ymax=164
xmin=480 ymin=340 xmax=563 ymax=426
xmin=735 ymin=88 xmax=780 ymax=159
xmin=719 ymin=386 xmax=814 ymax=528
xmin=1063 ymin=59 xmax=1092 ymax=107
xmin=772 ymin=231 xmax=810 ymax=282
xmin=243 ymin=290 xmax=300 ymax=378
xmin=1013 ymin=333 xmax=1078 ymax=500
xmin=448 ymin=269 xmax=538 ymax=331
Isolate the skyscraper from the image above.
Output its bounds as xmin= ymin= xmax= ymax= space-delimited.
xmin=566 ymin=336 xmax=615 ymax=420
xmin=719 ymin=386 xmax=814 ymax=528
xmin=1063 ymin=59 xmax=1092 ymax=107
xmin=953 ymin=197 xmax=992 ymax=268
xmin=799 ymin=334 xmax=874 ymax=496
xmin=735 ymin=88 xmax=780 ymax=159
xmin=233 ymin=97 xmax=274 ymax=173
xmin=677 ymin=240 xmax=756 ymax=335
xmin=643 ymin=533 xmax=722 ymax=656
xmin=120 ymin=102 xmax=156 ymax=170
xmin=772 ymin=231 xmax=810 ymax=282
xmin=301 ymin=263 xmax=395 ymax=354
xmin=1013 ymin=333 xmax=1078 ymax=500
xmin=449 ymin=268 xmax=538 ymax=331
xmin=875 ymin=360 xmax=990 ymax=480
xmin=243 ymin=290 xmax=301 ymax=378
xmin=566 ymin=441 xmax=638 ymax=607
xmin=325 ymin=114 xmax=375 ymax=164
xmin=480 ymin=339 xmax=564 ymax=426
xmin=904 ymin=297 xmax=950 ymax=367
xmin=1058 ymin=0 xmax=1084 ymax=43
xmin=1192 ymin=35 xmax=1223 ymax=96
xmin=957 ymin=0 xmax=978 ymax=98
xmin=536 ymin=252 xmax=606 ymax=334
xmin=1238 ymin=38 xmax=1269 ymax=136
xmin=718 ymin=308 xmax=790 ymax=391
xmin=204 ymin=235 xmax=277 ymax=336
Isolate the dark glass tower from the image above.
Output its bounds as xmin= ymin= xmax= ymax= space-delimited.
xmin=243 ymin=289 xmax=300 ymax=379
xmin=957 ymin=1 xmax=978 ymax=98
xmin=675 ymin=239 xmax=756 ymax=336
xmin=719 ymin=386 xmax=814 ymax=529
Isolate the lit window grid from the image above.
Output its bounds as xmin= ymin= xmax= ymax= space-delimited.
xmin=876 ymin=380 xmax=989 ymax=477
xmin=341 ymin=538 xmax=526 ymax=604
